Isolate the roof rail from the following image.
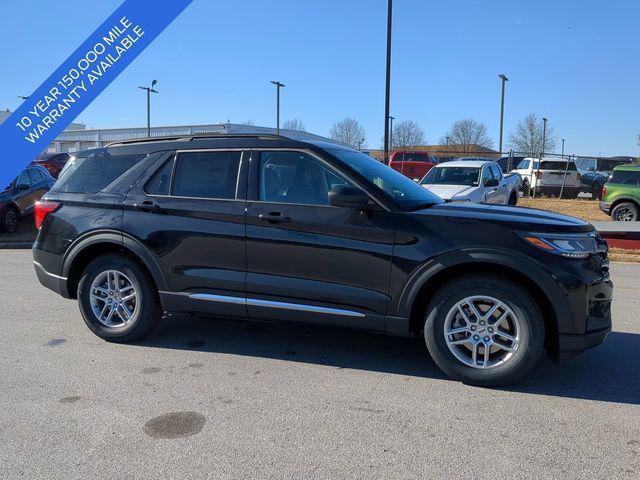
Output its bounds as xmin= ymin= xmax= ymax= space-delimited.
xmin=105 ymin=133 xmax=290 ymax=147
xmin=105 ymin=135 xmax=191 ymax=147
xmin=188 ymin=133 xmax=289 ymax=141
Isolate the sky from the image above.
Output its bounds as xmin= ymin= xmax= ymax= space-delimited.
xmin=1 ymin=0 xmax=639 ymax=157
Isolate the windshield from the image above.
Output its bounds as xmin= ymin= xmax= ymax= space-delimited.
xmin=327 ymin=148 xmax=442 ymax=210
xmin=421 ymin=166 xmax=480 ymax=186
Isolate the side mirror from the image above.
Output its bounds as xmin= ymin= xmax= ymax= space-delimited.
xmin=328 ymin=185 xmax=370 ymax=209
xmin=17 ymin=183 xmax=29 ymax=190
xmin=484 ymin=178 xmax=499 ymax=187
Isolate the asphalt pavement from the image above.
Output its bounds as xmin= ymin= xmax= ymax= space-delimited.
xmin=0 ymin=249 xmax=638 ymax=479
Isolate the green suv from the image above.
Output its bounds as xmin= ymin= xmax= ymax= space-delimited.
xmin=600 ymin=165 xmax=640 ymax=221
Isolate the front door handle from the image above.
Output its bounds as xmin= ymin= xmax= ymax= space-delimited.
xmin=133 ymin=200 xmax=163 ymax=213
xmin=258 ymin=212 xmax=291 ymax=224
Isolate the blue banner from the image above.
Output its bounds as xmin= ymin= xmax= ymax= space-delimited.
xmin=0 ymin=0 xmax=193 ymax=187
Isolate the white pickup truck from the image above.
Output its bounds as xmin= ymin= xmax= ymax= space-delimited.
xmin=419 ymin=160 xmax=521 ymax=205
xmin=511 ymin=157 xmax=581 ymax=198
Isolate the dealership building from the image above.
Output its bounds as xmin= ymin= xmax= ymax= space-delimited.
xmin=0 ymin=108 xmax=336 ymax=156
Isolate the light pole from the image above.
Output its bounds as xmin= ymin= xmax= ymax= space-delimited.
xmin=533 ymin=117 xmax=548 ymax=197
xmin=389 ymin=115 xmax=395 ymax=151
xmin=561 ymin=138 xmax=565 ymax=157
xmin=271 ymin=80 xmax=285 ymax=135
xmin=138 ymin=80 xmax=158 ymax=138
xmin=498 ymin=74 xmax=508 ymax=154
xmin=383 ymin=0 xmax=393 ymax=164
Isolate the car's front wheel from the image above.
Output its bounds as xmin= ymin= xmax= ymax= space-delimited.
xmin=424 ymin=275 xmax=545 ymax=387
xmin=77 ymin=253 xmax=162 ymax=342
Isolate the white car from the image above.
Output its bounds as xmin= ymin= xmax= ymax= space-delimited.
xmin=419 ymin=160 xmax=520 ymax=205
xmin=512 ymin=157 xmax=581 ymax=198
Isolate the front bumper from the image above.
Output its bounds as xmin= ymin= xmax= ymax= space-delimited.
xmin=558 ymin=327 xmax=610 ymax=353
xmin=599 ymin=201 xmax=612 ymax=215
xmin=557 ymin=276 xmax=613 ymax=354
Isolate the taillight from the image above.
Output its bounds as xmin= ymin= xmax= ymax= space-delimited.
xmin=536 ymin=171 xmax=542 ymax=179
xmin=601 ymin=185 xmax=607 ymax=199
xmin=34 ymin=200 xmax=61 ymax=229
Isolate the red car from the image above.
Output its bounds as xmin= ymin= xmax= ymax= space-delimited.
xmin=389 ymin=151 xmax=438 ymax=180
xmin=31 ymin=152 xmax=71 ymax=178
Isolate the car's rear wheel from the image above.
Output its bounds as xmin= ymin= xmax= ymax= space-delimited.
xmin=508 ymin=192 xmax=518 ymax=206
xmin=611 ymin=202 xmax=638 ymax=222
xmin=2 ymin=207 xmax=18 ymax=233
xmin=77 ymin=253 xmax=162 ymax=342
xmin=423 ymin=275 xmax=545 ymax=387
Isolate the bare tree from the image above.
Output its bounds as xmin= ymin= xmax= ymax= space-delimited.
xmin=329 ymin=117 xmax=367 ymax=148
xmin=282 ymin=119 xmax=306 ymax=131
xmin=508 ymin=113 xmax=557 ymax=156
xmin=439 ymin=118 xmax=493 ymax=155
xmin=390 ymin=120 xmax=426 ymax=149
xmin=240 ymin=120 xmax=255 ymax=126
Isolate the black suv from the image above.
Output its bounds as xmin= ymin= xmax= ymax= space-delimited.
xmin=33 ymin=134 xmax=612 ymax=386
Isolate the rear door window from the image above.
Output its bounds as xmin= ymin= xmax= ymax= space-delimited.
xmin=28 ymin=168 xmax=44 ymax=183
xmin=610 ymin=170 xmax=640 ymax=185
xmin=54 ymin=150 xmax=147 ymax=193
xmin=172 ymin=151 xmax=241 ymax=199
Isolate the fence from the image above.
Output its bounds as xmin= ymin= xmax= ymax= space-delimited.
xmin=380 ymin=147 xmax=637 ymax=200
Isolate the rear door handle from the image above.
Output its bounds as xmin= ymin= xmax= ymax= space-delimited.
xmin=133 ymin=200 xmax=163 ymax=213
xmin=258 ymin=212 xmax=291 ymax=224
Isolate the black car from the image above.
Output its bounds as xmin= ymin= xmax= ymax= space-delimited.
xmin=580 ymin=171 xmax=609 ymax=199
xmin=1 ymin=165 xmax=56 ymax=233
xmin=33 ymin=134 xmax=612 ymax=387
xmin=497 ymin=156 xmax=525 ymax=173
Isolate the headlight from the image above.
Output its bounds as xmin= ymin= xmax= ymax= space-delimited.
xmin=521 ymin=232 xmax=599 ymax=259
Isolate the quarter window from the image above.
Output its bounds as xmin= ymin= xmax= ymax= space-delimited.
xmin=146 ymin=159 xmax=174 ymax=195
xmin=172 ymin=151 xmax=241 ymax=199
xmin=259 ymin=151 xmax=350 ymax=206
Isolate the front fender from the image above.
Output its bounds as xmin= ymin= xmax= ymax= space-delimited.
xmin=391 ymin=247 xmax=571 ymax=331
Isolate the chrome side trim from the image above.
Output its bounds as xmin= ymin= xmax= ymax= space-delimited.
xmin=247 ymin=298 xmax=365 ymax=317
xmin=188 ymin=293 xmax=246 ymax=305
xmin=33 ymin=261 xmax=67 ymax=281
xmin=178 ymin=292 xmax=365 ymax=318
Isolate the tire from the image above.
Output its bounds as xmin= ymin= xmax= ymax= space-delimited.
xmin=77 ymin=253 xmax=162 ymax=342
xmin=423 ymin=274 xmax=545 ymax=387
xmin=507 ymin=191 xmax=518 ymax=206
xmin=2 ymin=206 xmax=18 ymax=233
xmin=520 ymin=180 xmax=530 ymax=197
xmin=611 ymin=202 xmax=638 ymax=222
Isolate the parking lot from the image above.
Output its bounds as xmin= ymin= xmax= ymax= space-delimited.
xmin=0 ymin=249 xmax=638 ymax=479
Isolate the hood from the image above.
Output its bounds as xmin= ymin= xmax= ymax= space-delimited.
xmin=422 ymin=184 xmax=476 ymax=200
xmin=413 ymin=201 xmax=593 ymax=233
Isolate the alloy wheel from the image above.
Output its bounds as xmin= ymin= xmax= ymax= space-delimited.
xmin=89 ymin=270 xmax=139 ymax=327
xmin=5 ymin=210 xmax=17 ymax=232
xmin=443 ymin=295 xmax=521 ymax=369
xmin=614 ymin=207 xmax=634 ymax=222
